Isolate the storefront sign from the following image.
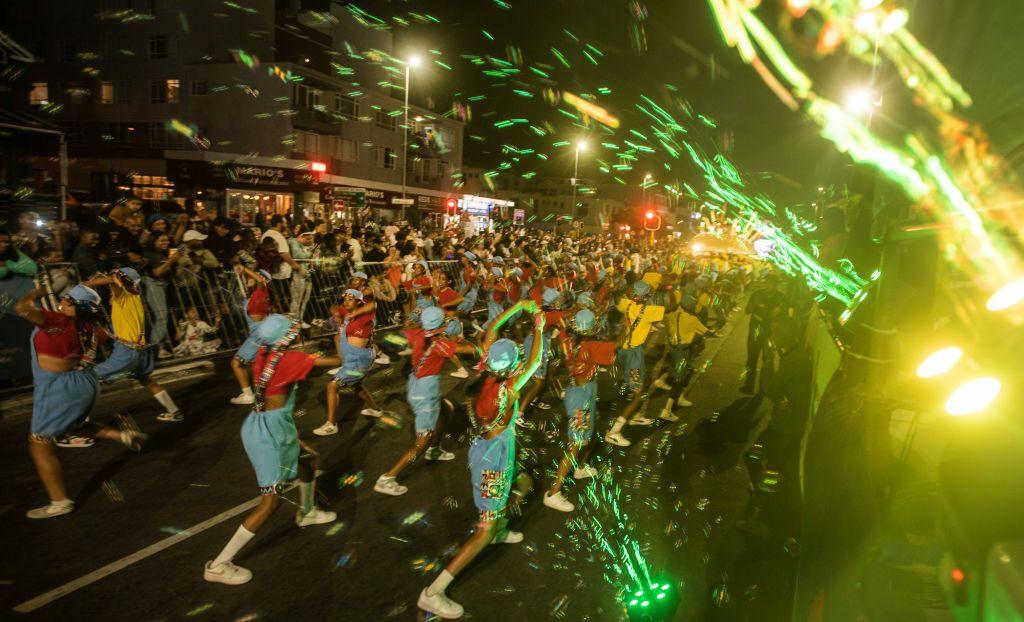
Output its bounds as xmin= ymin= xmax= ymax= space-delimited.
xmin=168 ymin=160 xmax=316 ymax=190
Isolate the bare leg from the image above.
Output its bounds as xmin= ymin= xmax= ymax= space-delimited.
xmin=241 ymin=494 xmax=280 ymax=533
xmin=28 ymin=438 xmax=67 ymax=502
xmin=145 ymin=377 xmax=166 ymax=396
xmin=231 ymin=357 xmax=250 ymax=391
xmin=358 ymin=385 xmax=379 ymax=411
xmin=326 ymin=381 xmax=339 ymax=424
xmin=384 ymin=432 xmax=434 ymax=479
xmin=443 ymin=520 xmax=498 ymax=578
xmin=548 ymin=442 xmax=583 ymax=496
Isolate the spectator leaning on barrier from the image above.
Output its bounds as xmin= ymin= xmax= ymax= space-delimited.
xmin=207 ymin=218 xmax=240 ymax=266
xmin=288 ymin=231 xmax=314 ymax=328
xmin=70 ymin=229 xmax=104 ymax=279
xmin=260 ymin=215 xmax=307 ymax=303
xmin=0 ymin=231 xmax=39 ymax=280
xmin=142 ymin=234 xmax=183 ymax=359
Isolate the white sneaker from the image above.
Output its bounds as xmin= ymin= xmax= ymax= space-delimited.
xmin=677 ymin=396 xmax=693 ymax=407
xmin=120 ymin=430 xmax=148 ymax=452
xmin=157 ymin=348 xmax=173 ymax=360
xmin=418 ymin=588 xmax=464 ymax=619
xmin=659 ymin=409 xmax=680 ymax=423
xmin=295 ymin=507 xmax=336 ymax=527
xmin=374 ymin=354 xmax=392 ymax=365
xmin=493 ymin=529 xmax=524 ymax=544
xmin=313 ymin=422 xmax=338 ymax=436
xmin=398 ymin=348 xmax=413 ymax=357
xmin=361 ymin=408 xmax=383 ymax=418
xmin=301 ymin=322 xmax=312 ymax=329
xmin=605 ymin=431 xmax=632 ymax=447
xmin=543 ymin=491 xmax=575 ymax=512
xmin=230 ymin=392 xmax=254 ymax=405
xmin=203 ymin=560 xmax=253 ymax=585
xmin=535 ymin=401 xmax=552 ymax=410
xmin=653 ymin=378 xmax=672 ymax=391
xmin=425 ymin=447 xmax=455 ymax=461
xmin=56 ymin=434 xmax=95 ymax=448
xmin=374 ymin=475 xmax=408 ymax=496
xmin=449 ymin=368 xmax=469 ymax=379
xmin=573 ymin=464 xmax=598 ymax=479
xmin=26 ymin=499 xmax=74 ymax=519
xmin=628 ymin=416 xmax=654 ymax=426
xmin=156 ymin=411 xmax=183 ymax=422
xmin=325 ymin=366 xmax=340 ymax=376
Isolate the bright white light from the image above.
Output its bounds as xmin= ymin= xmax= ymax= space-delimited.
xmin=916 ymin=347 xmax=962 ymax=379
xmin=881 ymin=8 xmax=908 ymax=34
xmin=577 ymin=140 xmax=588 ymax=151
xmin=854 ymin=11 xmax=879 ymax=34
xmin=987 ymin=279 xmax=1024 ymax=311
xmin=408 ymin=56 xmax=422 ymax=67
xmin=692 ymin=243 xmax=703 ymax=253
xmin=945 ymin=378 xmax=1001 ymax=417
xmin=845 ymin=88 xmax=878 ymax=115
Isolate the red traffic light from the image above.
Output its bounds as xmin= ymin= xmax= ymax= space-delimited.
xmin=446 ymin=198 xmax=457 ymax=209
xmin=645 ymin=210 xmax=655 ymax=219
xmin=311 ymin=162 xmax=327 ymax=173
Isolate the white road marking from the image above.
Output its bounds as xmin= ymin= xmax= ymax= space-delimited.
xmin=12 ymin=493 xmax=267 ymax=613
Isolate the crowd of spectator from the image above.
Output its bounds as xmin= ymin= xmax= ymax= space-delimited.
xmin=3 ymin=197 xmax=696 ymax=363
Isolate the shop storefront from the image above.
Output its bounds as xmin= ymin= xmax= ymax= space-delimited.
xmin=168 ymin=158 xmax=318 ymax=224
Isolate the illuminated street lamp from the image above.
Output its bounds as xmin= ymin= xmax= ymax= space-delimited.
xmin=569 ymin=140 xmax=587 ymax=232
xmin=400 ymin=55 xmax=422 ymax=221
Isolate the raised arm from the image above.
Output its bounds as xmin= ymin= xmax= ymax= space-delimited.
xmin=512 ymin=311 xmax=546 ymax=393
xmin=483 ymin=299 xmax=536 ymax=350
xmin=14 ymin=285 xmax=48 ymax=326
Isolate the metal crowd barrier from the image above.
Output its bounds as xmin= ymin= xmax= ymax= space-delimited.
xmin=22 ymin=258 xmax=480 ymax=371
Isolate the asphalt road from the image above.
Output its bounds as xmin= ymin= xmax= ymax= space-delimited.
xmin=0 ymin=310 xmax=797 ymax=622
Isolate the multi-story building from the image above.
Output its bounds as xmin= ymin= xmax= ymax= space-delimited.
xmin=1 ymin=0 xmax=463 ymax=224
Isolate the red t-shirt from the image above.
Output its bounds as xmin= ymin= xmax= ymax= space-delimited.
xmin=520 ymin=266 xmax=534 ymax=283
xmin=404 ymin=328 xmax=459 ymax=378
xmin=253 ymin=349 xmax=316 ymax=396
xmin=567 ymin=340 xmax=617 ymax=384
xmin=491 ymin=279 xmax=508 ymax=304
xmin=337 ymin=308 xmax=374 ymax=340
xmin=405 ymin=275 xmax=432 ymax=295
xmin=438 ymin=287 xmax=460 ymax=308
xmin=33 ymin=311 xmax=106 ymax=359
xmin=544 ymin=310 xmax=567 ymax=329
xmin=462 ymin=265 xmax=476 ymax=286
xmin=247 ymin=284 xmax=270 ymax=317
xmin=508 ymin=279 xmax=522 ymax=303
xmin=474 ymin=376 xmax=515 ymax=428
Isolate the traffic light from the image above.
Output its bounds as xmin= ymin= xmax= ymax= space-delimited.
xmin=446 ymin=198 xmax=458 ymax=216
xmin=643 ymin=210 xmax=662 ymax=231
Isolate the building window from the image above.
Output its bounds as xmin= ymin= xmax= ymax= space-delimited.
xmin=375 ymin=109 xmax=397 ymax=131
xmin=148 ymin=123 xmax=182 ymax=148
xmin=374 ymin=146 xmax=396 ymax=169
xmin=334 ymin=95 xmax=358 ymax=120
xmin=294 ymin=131 xmax=320 ymax=158
xmin=149 ymin=35 xmax=168 ymax=59
xmin=337 ymin=138 xmax=359 ymax=163
xmin=29 ymin=82 xmax=49 ymax=105
xmin=150 ymin=79 xmax=179 ymax=103
xmin=190 ymin=80 xmax=207 ymax=96
xmin=100 ymin=123 xmax=135 ymax=147
xmin=100 ymin=81 xmax=114 ymax=104
xmin=67 ymin=123 xmax=88 ymax=147
xmin=117 ymin=80 xmax=131 ymax=104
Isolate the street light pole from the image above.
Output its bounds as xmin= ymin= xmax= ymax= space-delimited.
xmin=567 ymin=140 xmax=586 ymax=235
xmin=401 ymin=56 xmax=420 ymax=223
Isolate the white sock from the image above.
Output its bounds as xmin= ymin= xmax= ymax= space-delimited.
xmin=662 ymin=398 xmax=675 ymax=413
xmin=609 ymin=417 xmax=627 ymax=435
xmin=153 ymin=390 xmax=179 ymax=413
xmin=212 ymin=525 xmax=255 ymax=566
xmin=240 ymin=386 xmax=253 ymax=397
xmin=427 ymin=570 xmax=455 ymax=596
xmin=298 ymin=481 xmax=315 ymax=514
